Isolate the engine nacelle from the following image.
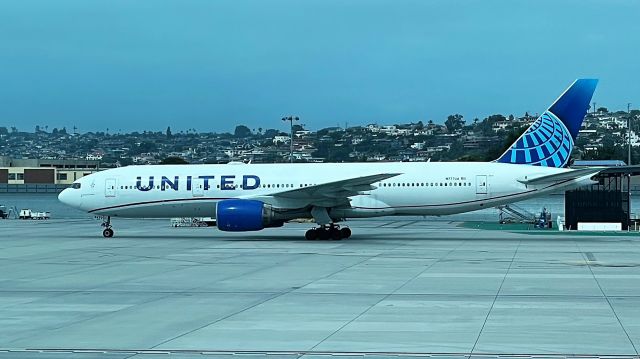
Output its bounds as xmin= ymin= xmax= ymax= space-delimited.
xmin=216 ymin=199 xmax=281 ymax=232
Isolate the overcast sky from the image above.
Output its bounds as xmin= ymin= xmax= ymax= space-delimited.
xmin=1 ymin=0 xmax=639 ymax=133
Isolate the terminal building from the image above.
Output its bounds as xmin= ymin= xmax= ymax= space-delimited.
xmin=0 ymin=156 xmax=101 ymax=193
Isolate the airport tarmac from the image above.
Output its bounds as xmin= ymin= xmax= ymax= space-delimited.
xmin=1 ymin=218 xmax=640 ymax=358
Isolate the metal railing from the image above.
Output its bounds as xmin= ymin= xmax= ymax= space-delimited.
xmin=0 ymin=184 xmax=69 ymax=193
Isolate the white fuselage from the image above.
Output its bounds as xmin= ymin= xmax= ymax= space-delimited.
xmin=59 ymin=162 xmax=591 ymax=220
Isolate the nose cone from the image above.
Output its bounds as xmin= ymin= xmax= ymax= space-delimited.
xmin=58 ymin=188 xmax=77 ymax=208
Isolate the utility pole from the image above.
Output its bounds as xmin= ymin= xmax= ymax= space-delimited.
xmin=628 ymin=103 xmax=632 ymax=165
xmin=281 ymin=116 xmax=299 ymax=163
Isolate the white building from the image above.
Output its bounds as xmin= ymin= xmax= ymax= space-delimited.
xmin=273 ymin=136 xmax=290 ymax=145
xmin=86 ymin=154 xmax=103 ymax=161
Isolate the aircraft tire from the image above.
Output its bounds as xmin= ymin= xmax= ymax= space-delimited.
xmin=318 ymin=229 xmax=330 ymax=240
xmin=340 ymin=227 xmax=351 ymax=239
xmin=330 ymin=228 xmax=342 ymax=240
xmin=103 ymin=228 xmax=114 ymax=238
xmin=305 ymin=229 xmax=318 ymax=240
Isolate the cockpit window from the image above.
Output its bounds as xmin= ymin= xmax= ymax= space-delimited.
xmin=71 ymin=183 xmax=81 ymax=189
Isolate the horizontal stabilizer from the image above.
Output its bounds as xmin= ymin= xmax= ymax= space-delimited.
xmin=517 ymin=168 xmax=603 ymax=185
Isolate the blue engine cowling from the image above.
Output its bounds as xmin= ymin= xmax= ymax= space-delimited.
xmin=216 ymin=199 xmax=278 ymax=232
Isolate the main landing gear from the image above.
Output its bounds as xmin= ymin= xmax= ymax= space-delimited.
xmin=101 ymin=216 xmax=114 ymax=238
xmin=305 ymin=225 xmax=351 ymax=241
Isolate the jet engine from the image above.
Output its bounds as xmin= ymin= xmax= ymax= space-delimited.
xmin=216 ymin=199 xmax=283 ymax=232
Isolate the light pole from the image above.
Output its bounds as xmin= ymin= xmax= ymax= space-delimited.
xmin=281 ymin=116 xmax=299 ymax=163
xmin=628 ymin=103 xmax=632 ymax=165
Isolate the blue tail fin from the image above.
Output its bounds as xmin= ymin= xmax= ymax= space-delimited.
xmin=495 ymin=79 xmax=598 ymax=167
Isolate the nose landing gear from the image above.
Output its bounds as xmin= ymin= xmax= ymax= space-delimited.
xmin=305 ymin=225 xmax=351 ymax=241
xmin=101 ymin=216 xmax=114 ymax=238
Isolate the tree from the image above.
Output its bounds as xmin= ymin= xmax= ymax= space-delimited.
xmin=119 ymin=157 xmax=133 ymax=166
xmin=264 ymin=128 xmax=279 ymax=138
xmin=166 ymin=126 xmax=172 ymax=139
xmin=445 ymin=114 xmax=464 ymax=132
xmin=0 ymin=127 xmax=8 ymax=136
xmin=234 ymin=125 xmax=252 ymax=138
xmin=597 ymin=107 xmax=609 ymax=113
xmin=160 ymin=156 xmax=189 ymax=165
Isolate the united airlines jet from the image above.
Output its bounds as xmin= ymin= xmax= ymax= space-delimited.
xmin=59 ymin=79 xmax=600 ymax=239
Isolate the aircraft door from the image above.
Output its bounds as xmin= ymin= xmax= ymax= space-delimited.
xmin=192 ymin=178 xmax=205 ymax=197
xmin=476 ymin=175 xmax=488 ymax=195
xmin=105 ymin=178 xmax=117 ymax=197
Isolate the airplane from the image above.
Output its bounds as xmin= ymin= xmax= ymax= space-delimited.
xmin=59 ymin=79 xmax=600 ymax=240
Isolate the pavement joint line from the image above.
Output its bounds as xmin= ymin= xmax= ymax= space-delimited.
xmin=17 ymin=253 xmax=310 ymax=347
xmin=3 ymin=246 xmax=223 ymax=344
xmin=393 ymin=220 xmax=421 ymax=229
xmin=2 ymin=349 xmax=640 ymax=358
xmin=577 ymin=245 xmax=639 ymax=356
xmin=375 ymin=221 xmax=400 ymax=228
xmin=6 ymin=289 xmax=640 ymax=299
xmin=469 ymin=240 xmax=522 ymax=356
xmin=149 ymin=243 xmax=383 ymax=350
xmin=307 ymin=237 xmax=469 ymax=352
xmin=6 ymin=288 xmax=181 ymax=347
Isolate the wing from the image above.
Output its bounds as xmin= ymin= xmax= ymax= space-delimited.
xmin=518 ymin=167 xmax=603 ymax=185
xmin=245 ymin=173 xmax=402 ymax=208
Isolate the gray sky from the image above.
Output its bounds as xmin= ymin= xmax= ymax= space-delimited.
xmin=1 ymin=0 xmax=638 ymax=133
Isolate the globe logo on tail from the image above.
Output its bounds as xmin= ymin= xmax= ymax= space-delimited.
xmin=496 ymin=111 xmax=573 ymax=167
